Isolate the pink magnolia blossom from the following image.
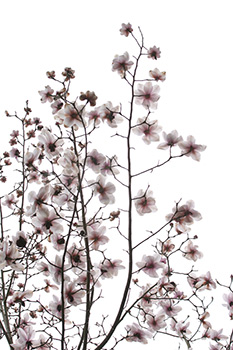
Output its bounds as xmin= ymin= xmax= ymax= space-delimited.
xmin=36 ymin=261 xmax=50 ymax=276
xmin=0 ymin=238 xmax=23 ymax=271
xmin=223 ymin=292 xmax=233 ymax=317
xmin=8 ymin=290 xmax=33 ymax=307
xmin=93 ymin=175 xmax=116 ymax=205
xmin=25 ymin=148 xmax=41 ymax=168
xmin=38 ymin=85 xmax=54 ymax=103
xmin=67 ymin=243 xmax=86 ymax=270
xmin=146 ymin=313 xmax=166 ymax=331
xmin=126 ymin=322 xmax=152 ymax=344
xmin=134 ymin=189 xmax=157 ymax=215
xmin=199 ymin=311 xmax=212 ymax=329
xmin=160 ymin=300 xmax=182 ymax=317
xmin=183 ymin=240 xmax=203 ymax=261
xmin=51 ymin=99 xmax=63 ymax=114
xmin=85 ymin=106 xmax=103 ymax=126
xmin=2 ymin=193 xmax=18 ymax=209
xmin=87 ymin=223 xmax=109 ymax=250
xmin=87 ymin=149 xmax=106 ymax=173
xmin=100 ymin=157 xmax=120 ymax=176
xmin=26 ymin=184 xmax=51 ymax=216
xmin=100 ymin=102 xmax=122 ymax=128
xmin=65 ymin=281 xmax=85 ymax=306
xmin=195 ymin=271 xmax=216 ymax=291
xmin=135 ymin=82 xmax=160 ymax=109
xmin=9 ymin=147 xmax=20 ymax=160
xmin=12 ymin=326 xmax=36 ymax=350
xmin=170 ymin=319 xmax=191 ymax=337
xmin=120 ymin=22 xmax=133 ymax=36
xmin=49 ymin=294 xmax=70 ymax=319
xmin=51 ymin=232 xmax=65 ymax=251
xmin=12 ymin=230 xmax=27 ymax=248
xmin=136 ymin=254 xmax=163 ymax=278
xmin=38 ymin=128 xmax=64 ymax=159
xmin=209 ymin=328 xmax=228 ymax=342
xmin=147 ymin=45 xmax=161 ymax=60
xmin=133 ymin=118 xmax=161 ymax=144
xmin=100 ymin=259 xmax=125 ymax=279
xmin=112 ymin=52 xmax=134 ymax=77
xmin=55 ymin=103 xmax=84 ymax=128
xmin=166 ymin=200 xmax=202 ymax=227
xmin=179 ymin=135 xmax=206 ymax=161
xmin=32 ymin=207 xmax=63 ymax=234
xmin=149 ymin=68 xmax=166 ymax=81
xmin=49 ymin=255 xmax=70 ymax=285
xmin=158 ymin=130 xmax=183 ymax=150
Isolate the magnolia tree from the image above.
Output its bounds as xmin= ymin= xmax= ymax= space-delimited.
xmin=0 ymin=23 xmax=232 ymax=350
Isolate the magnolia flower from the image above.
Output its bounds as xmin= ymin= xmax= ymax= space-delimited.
xmin=135 ymin=82 xmax=160 ymax=109
xmin=179 ymin=135 xmax=206 ymax=161
xmin=160 ymin=300 xmax=182 ymax=317
xmin=100 ymin=102 xmax=122 ymax=128
xmin=147 ymin=45 xmax=161 ymax=60
xmin=12 ymin=326 xmax=36 ymax=350
xmin=87 ymin=223 xmax=109 ymax=250
xmin=158 ymin=130 xmax=183 ymax=150
xmin=8 ymin=290 xmax=33 ymax=307
xmin=223 ymin=293 xmax=233 ymax=315
xmin=36 ymin=261 xmax=50 ymax=276
xmin=32 ymin=207 xmax=63 ymax=234
xmin=38 ymin=85 xmax=54 ymax=103
xmin=170 ymin=319 xmax=191 ymax=337
xmin=166 ymin=200 xmax=202 ymax=228
xmin=133 ymin=118 xmax=161 ymax=144
xmin=49 ymin=294 xmax=69 ymax=319
xmin=93 ymin=175 xmax=116 ymax=205
xmin=112 ymin=52 xmax=133 ymax=77
xmin=67 ymin=244 xmax=86 ymax=270
xmin=62 ymin=67 xmax=75 ymax=81
xmin=49 ymin=255 xmax=70 ymax=285
xmin=209 ymin=329 xmax=228 ymax=342
xmin=183 ymin=240 xmax=203 ymax=261
xmin=33 ymin=334 xmax=51 ymax=350
xmin=87 ymin=149 xmax=106 ymax=173
xmin=146 ymin=313 xmax=166 ymax=331
xmin=79 ymin=90 xmax=97 ymax=106
xmin=136 ymin=254 xmax=163 ymax=278
xmin=0 ymin=238 xmax=23 ymax=271
xmin=120 ymin=23 xmax=133 ymax=36
xmin=195 ymin=271 xmax=216 ymax=291
xmin=65 ymin=281 xmax=85 ymax=306
xmin=2 ymin=194 xmax=18 ymax=209
xmin=134 ymin=189 xmax=157 ymax=215
xmin=51 ymin=232 xmax=65 ymax=251
xmin=51 ymin=99 xmax=63 ymax=114
xmin=85 ymin=106 xmax=103 ymax=126
xmin=199 ymin=311 xmax=212 ymax=329
xmin=12 ymin=231 xmax=27 ymax=248
xmin=26 ymin=184 xmax=51 ymax=216
xmin=38 ymin=128 xmax=64 ymax=159
xmin=25 ymin=148 xmax=41 ymax=168
xmin=9 ymin=147 xmax=20 ymax=160
xmin=149 ymin=68 xmax=166 ymax=81
xmin=126 ymin=322 xmax=152 ymax=344
xmin=55 ymin=103 xmax=83 ymax=128
xmin=100 ymin=259 xmax=125 ymax=279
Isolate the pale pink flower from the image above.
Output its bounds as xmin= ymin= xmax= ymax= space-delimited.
xmin=199 ymin=312 xmax=212 ymax=329
xmin=158 ymin=130 xmax=183 ymax=150
xmin=38 ymin=128 xmax=64 ymax=159
xmin=86 ymin=106 xmax=102 ymax=126
xmin=9 ymin=147 xmax=20 ymax=160
xmin=147 ymin=313 xmax=166 ymax=331
xmin=112 ymin=52 xmax=133 ymax=77
xmin=179 ymin=135 xmax=206 ymax=161
xmin=149 ymin=68 xmax=166 ymax=81
xmin=160 ymin=239 xmax=175 ymax=254
xmin=100 ymin=259 xmax=125 ymax=279
xmin=120 ymin=23 xmax=133 ymax=36
xmin=100 ymin=102 xmax=122 ymax=128
xmin=134 ymin=189 xmax=157 ymax=215
xmin=209 ymin=328 xmax=228 ymax=341
xmin=2 ymin=193 xmax=18 ymax=209
xmin=56 ymin=103 xmax=84 ymax=128
xmin=32 ymin=207 xmax=63 ymax=234
xmin=49 ymin=294 xmax=69 ymax=319
xmin=136 ymin=254 xmax=163 ymax=278
xmin=138 ymin=284 xmax=156 ymax=308
xmin=135 ymin=82 xmax=160 ymax=109
xmin=25 ymin=148 xmax=41 ymax=168
xmin=170 ymin=319 xmax=191 ymax=337
xmin=67 ymin=244 xmax=86 ymax=270
xmin=87 ymin=149 xmax=106 ymax=173
xmin=0 ymin=238 xmax=23 ymax=271
xmin=160 ymin=300 xmax=182 ymax=317
xmin=100 ymin=157 xmax=120 ymax=176
xmin=65 ymin=281 xmax=85 ymax=306
xmin=49 ymin=255 xmax=70 ymax=285
xmin=133 ymin=118 xmax=161 ymax=144
xmin=87 ymin=223 xmax=109 ymax=250
xmin=12 ymin=326 xmax=36 ymax=350
xmin=126 ymin=322 xmax=152 ymax=344
xmin=51 ymin=99 xmax=63 ymax=114
xmin=166 ymin=200 xmax=202 ymax=227
xmin=195 ymin=271 xmax=216 ymax=291
xmin=93 ymin=175 xmax=116 ymax=205
xmin=33 ymin=334 xmax=51 ymax=350
xmin=51 ymin=232 xmax=65 ymax=251
xmin=12 ymin=231 xmax=27 ymax=248
xmin=36 ymin=261 xmax=50 ymax=276
xmin=147 ymin=45 xmax=161 ymax=60
xmin=223 ymin=292 xmax=233 ymax=316
xmin=26 ymin=184 xmax=51 ymax=216
xmin=183 ymin=240 xmax=203 ymax=261
xmin=38 ymin=85 xmax=54 ymax=103
xmin=8 ymin=290 xmax=33 ymax=307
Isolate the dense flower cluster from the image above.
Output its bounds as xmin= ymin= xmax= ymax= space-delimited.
xmin=0 ymin=22 xmax=230 ymax=350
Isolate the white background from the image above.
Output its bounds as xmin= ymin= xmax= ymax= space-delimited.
xmin=0 ymin=1 xmax=233 ymax=349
